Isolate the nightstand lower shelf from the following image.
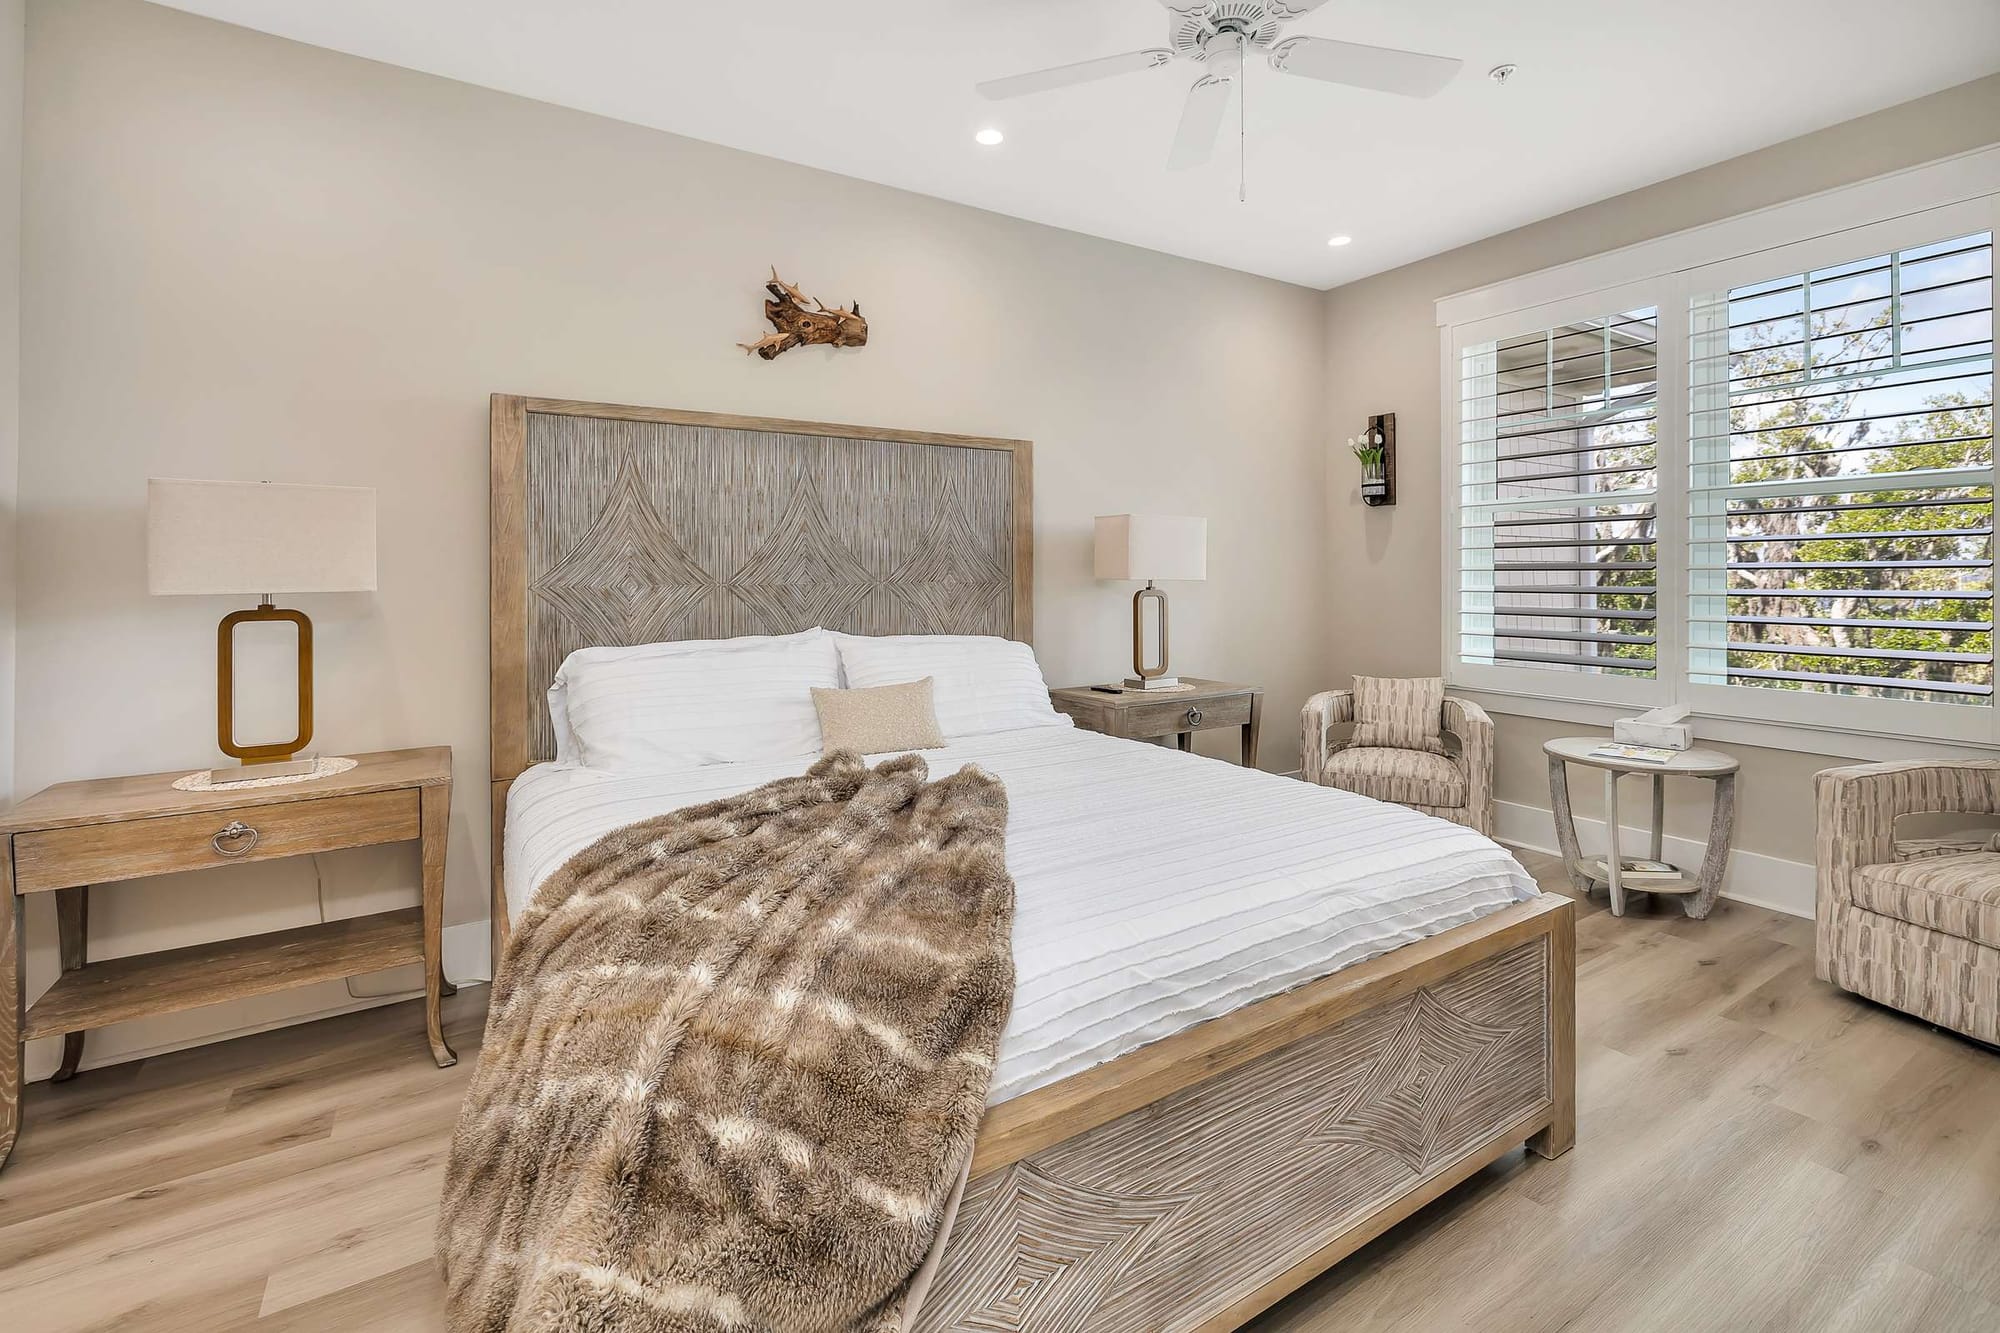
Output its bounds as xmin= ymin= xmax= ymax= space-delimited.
xmin=23 ymin=907 xmax=425 ymax=1040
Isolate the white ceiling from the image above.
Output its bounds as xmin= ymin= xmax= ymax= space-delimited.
xmin=150 ymin=0 xmax=2000 ymax=289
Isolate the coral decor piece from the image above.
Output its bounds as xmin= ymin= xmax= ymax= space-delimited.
xmin=738 ymin=267 xmax=869 ymax=360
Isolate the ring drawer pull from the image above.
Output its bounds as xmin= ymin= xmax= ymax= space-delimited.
xmin=1186 ymin=706 xmax=1204 ymax=727
xmin=212 ymin=820 xmax=261 ymax=857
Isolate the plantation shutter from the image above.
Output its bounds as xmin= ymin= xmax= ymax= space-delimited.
xmin=1457 ymin=308 xmax=1661 ymax=679
xmin=1686 ymin=231 xmax=1995 ymax=705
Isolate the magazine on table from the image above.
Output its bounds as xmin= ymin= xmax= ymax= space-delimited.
xmin=1589 ymin=742 xmax=1679 ymax=765
xmin=1591 ymin=857 xmax=1683 ymax=882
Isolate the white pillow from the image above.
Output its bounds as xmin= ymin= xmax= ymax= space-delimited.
xmin=547 ymin=629 xmax=826 ymax=765
xmin=832 ymin=634 xmax=1068 ymax=739
xmin=563 ymin=633 xmax=842 ymax=772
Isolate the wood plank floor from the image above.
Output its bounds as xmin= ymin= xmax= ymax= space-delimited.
xmin=2 ymin=849 xmax=1997 ymax=1331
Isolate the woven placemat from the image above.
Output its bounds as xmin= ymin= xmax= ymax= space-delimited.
xmin=172 ymin=755 xmax=359 ymax=792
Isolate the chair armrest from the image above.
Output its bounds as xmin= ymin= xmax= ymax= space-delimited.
xmin=1816 ymin=759 xmax=2000 ymax=907
xmin=1301 ymin=690 xmax=1355 ymax=785
xmin=1442 ymin=697 xmax=1494 ymax=828
xmin=1440 ymin=696 xmax=1492 ymax=753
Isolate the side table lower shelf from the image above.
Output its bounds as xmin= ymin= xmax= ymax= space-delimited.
xmin=1565 ymin=857 xmax=1696 ymax=898
xmin=24 ymin=907 xmax=426 ymax=1042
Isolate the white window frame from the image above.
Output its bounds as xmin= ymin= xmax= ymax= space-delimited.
xmin=1439 ymin=146 xmax=2000 ymax=759
xmin=1447 ymin=277 xmax=1674 ymax=710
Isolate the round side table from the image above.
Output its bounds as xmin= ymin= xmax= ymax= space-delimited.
xmin=1543 ymin=736 xmax=1739 ymax=919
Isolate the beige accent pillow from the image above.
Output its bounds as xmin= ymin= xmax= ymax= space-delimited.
xmin=1351 ymin=675 xmax=1447 ymax=754
xmin=812 ymin=678 xmax=946 ymax=755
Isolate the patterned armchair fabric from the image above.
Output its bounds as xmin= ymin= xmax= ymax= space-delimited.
xmin=1301 ymin=688 xmax=1494 ymax=835
xmin=1815 ymin=759 xmax=2000 ymax=1044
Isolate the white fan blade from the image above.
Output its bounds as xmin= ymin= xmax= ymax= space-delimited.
xmin=977 ymin=48 xmax=1173 ymax=100
xmin=1155 ymin=0 xmax=1217 ymax=13
xmin=1263 ymin=0 xmax=1333 ymax=17
xmin=1267 ymin=35 xmax=1461 ymax=98
xmin=1167 ymin=68 xmax=1234 ymax=170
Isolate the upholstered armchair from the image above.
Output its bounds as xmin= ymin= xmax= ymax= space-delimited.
xmin=1301 ymin=690 xmax=1495 ymax=835
xmin=1815 ymin=759 xmax=2000 ymax=1044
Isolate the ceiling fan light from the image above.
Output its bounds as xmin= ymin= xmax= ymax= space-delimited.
xmin=975 ymin=127 xmax=1005 ymax=146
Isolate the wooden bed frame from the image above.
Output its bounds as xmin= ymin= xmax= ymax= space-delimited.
xmin=488 ymin=394 xmax=1575 ymax=1332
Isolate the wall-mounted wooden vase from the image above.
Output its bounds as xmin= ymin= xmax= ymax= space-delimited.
xmin=1360 ymin=412 xmax=1396 ymax=507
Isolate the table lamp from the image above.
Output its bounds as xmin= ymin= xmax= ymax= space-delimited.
xmin=1094 ymin=514 xmax=1207 ymax=690
xmin=147 ymin=479 xmax=377 ymax=782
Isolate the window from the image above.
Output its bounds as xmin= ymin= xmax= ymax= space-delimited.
xmin=1444 ymin=183 xmax=2000 ymax=746
xmin=1687 ymin=232 xmax=1994 ymax=707
xmin=1458 ymin=309 xmax=1659 ymax=682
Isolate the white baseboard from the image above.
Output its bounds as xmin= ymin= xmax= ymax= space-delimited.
xmin=1496 ymin=798 xmax=1815 ymax=920
xmin=27 ymin=919 xmax=492 ymax=1082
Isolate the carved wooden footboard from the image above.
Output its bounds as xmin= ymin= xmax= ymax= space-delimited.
xmin=918 ymin=894 xmax=1575 ymax=1332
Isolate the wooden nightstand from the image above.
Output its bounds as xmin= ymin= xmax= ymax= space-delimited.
xmin=0 ymin=746 xmax=454 ymax=1173
xmin=1050 ymin=678 xmax=1264 ymax=767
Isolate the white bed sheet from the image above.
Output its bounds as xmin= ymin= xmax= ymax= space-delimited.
xmin=504 ymin=725 xmax=1538 ymax=1105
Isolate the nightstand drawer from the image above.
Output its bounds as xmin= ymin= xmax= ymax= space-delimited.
xmin=12 ymin=789 xmax=422 ymax=893
xmin=1116 ymin=692 xmax=1253 ymax=740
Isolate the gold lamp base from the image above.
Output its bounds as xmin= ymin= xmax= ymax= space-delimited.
xmin=218 ymin=598 xmax=314 ymax=766
xmin=1128 ymin=582 xmax=1183 ymax=688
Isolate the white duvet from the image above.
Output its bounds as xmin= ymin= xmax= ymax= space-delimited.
xmin=504 ymin=725 xmax=1538 ymax=1105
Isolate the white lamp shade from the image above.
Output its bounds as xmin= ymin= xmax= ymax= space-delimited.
xmin=147 ymin=478 xmax=378 ymax=595
xmin=1094 ymin=514 xmax=1207 ymax=582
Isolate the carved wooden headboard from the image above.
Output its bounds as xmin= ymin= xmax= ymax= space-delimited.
xmin=488 ymin=395 xmax=1033 ymax=929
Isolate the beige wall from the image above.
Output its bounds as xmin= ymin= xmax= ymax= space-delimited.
xmin=16 ymin=0 xmax=1326 ymax=1078
xmin=1323 ymin=74 xmax=2000 ymax=866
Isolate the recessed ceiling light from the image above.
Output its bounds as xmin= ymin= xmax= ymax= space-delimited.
xmin=1327 ymin=235 xmax=1353 ymax=247
xmin=975 ymin=127 xmax=1005 ymax=147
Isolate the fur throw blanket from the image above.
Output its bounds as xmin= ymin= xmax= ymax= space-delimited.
xmin=439 ymin=752 xmax=1015 ymax=1333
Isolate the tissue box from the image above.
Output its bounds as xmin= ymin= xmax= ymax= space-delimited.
xmin=1614 ymin=718 xmax=1692 ymax=749
xmin=1614 ymin=708 xmax=1693 ymax=750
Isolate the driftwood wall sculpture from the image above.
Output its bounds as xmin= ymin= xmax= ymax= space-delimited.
xmin=738 ymin=268 xmax=869 ymax=360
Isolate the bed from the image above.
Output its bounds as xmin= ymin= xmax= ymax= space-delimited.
xmin=488 ymin=395 xmax=1575 ymax=1332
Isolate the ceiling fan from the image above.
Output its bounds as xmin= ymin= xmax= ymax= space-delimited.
xmin=976 ymin=1 xmax=1462 ymax=189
